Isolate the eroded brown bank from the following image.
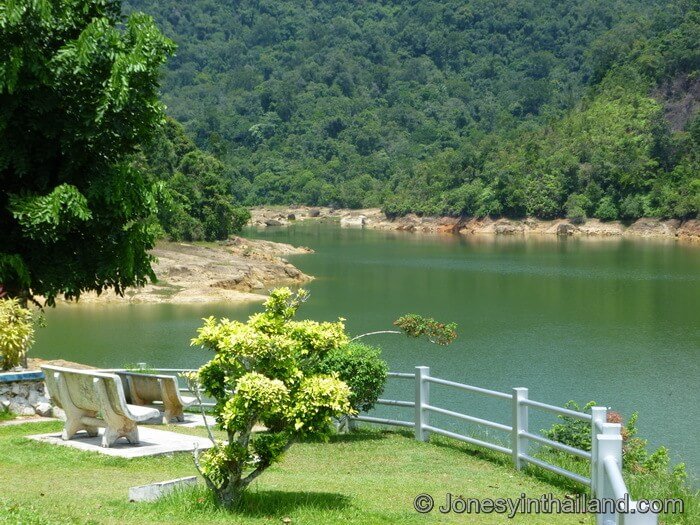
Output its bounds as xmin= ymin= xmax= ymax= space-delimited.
xmin=251 ymin=206 xmax=700 ymax=242
xmin=55 ymin=237 xmax=313 ymax=306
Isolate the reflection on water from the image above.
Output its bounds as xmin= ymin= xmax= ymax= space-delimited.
xmin=34 ymin=223 xmax=700 ymax=475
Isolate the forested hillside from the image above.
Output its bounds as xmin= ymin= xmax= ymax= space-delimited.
xmin=133 ymin=118 xmax=250 ymax=242
xmin=126 ymin=0 xmax=699 ymax=221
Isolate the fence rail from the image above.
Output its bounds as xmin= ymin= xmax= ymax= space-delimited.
xmin=101 ymin=363 xmax=655 ymax=525
xmin=350 ymin=366 xmax=656 ymax=525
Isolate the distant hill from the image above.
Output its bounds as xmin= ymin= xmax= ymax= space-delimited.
xmin=126 ymin=0 xmax=699 ymax=221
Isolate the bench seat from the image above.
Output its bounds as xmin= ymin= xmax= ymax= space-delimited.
xmin=126 ymin=403 xmax=164 ymax=422
xmin=116 ymin=371 xmax=196 ymax=424
xmin=42 ymin=365 xmax=159 ymax=447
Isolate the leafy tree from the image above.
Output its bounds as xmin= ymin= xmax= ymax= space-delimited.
xmin=136 ymin=118 xmax=251 ymax=242
xmin=595 ymin=196 xmax=619 ymax=221
xmin=187 ymin=288 xmax=459 ymax=507
xmin=0 ymin=0 xmax=175 ymax=305
xmin=0 ymin=298 xmax=35 ymax=370
xmin=311 ymin=343 xmax=388 ymax=413
xmin=620 ymin=194 xmax=646 ymax=220
xmin=565 ymin=194 xmax=592 ymax=224
xmin=188 ymin=288 xmax=353 ymax=507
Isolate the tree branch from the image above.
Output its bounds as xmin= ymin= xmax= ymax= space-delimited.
xmin=184 ymin=373 xmax=217 ymax=446
xmin=193 ymin=444 xmax=218 ymax=494
xmin=242 ymin=440 xmax=295 ymax=487
xmin=350 ymin=330 xmax=401 ymax=342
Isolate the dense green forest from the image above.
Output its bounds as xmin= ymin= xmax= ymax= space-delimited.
xmin=127 ymin=0 xmax=699 ymax=222
xmin=133 ymin=118 xmax=249 ymax=241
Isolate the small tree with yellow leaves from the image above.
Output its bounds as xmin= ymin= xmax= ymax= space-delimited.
xmin=0 ymin=298 xmax=35 ymax=370
xmin=188 ymin=288 xmax=353 ymax=507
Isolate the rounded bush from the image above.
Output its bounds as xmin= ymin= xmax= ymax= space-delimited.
xmin=312 ymin=343 xmax=388 ymax=412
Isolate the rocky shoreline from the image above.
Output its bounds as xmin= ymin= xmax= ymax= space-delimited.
xmin=56 ymin=237 xmax=313 ymax=306
xmin=250 ymin=206 xmax=700 ymax=242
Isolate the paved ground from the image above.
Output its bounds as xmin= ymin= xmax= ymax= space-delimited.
xmin=0 ymin=416 xmax=58 ymax=427
xmin=164 ymin=413 xmax=217 ymax=428
xmin=2 ymin=412 xmax=215 ymax=428
xmin=27 ymin=427 xmax=214 ymax=458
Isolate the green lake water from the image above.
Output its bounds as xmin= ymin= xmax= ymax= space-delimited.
xmin=34 ymin=223 xmax=700 ymax=475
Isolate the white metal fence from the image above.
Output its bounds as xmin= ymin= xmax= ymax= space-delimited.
xmin=352 ymin=366 xmax=657 ymax=525
xmin=111 ymin=364 xmax=656 ymax=525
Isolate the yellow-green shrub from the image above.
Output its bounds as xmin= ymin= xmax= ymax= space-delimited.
xmin=0 ymin=299 xmax=35 ymax=370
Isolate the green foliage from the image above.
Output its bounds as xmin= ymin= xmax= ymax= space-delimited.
xmin=543 ymin=401 xmax=595 ymax=452
xmin=120 ymin=0 xmax=699 ymax=221
xmin=122 ymin=0 xmax=699 ymax=219
xmin=190 ymin=287 xmax=355 ymax=506
xmin=542 ymin=403 xmax=697 ymax=523
xmin=0 ymin=405 xmax=15 ymax=421
xmin=136 ymin=118 xmax=250 ymax=241
xmin=393 ymin=314 xmax=458 ymax=346
xmin=620 ymin=194 xmax=646 ymax=220
xmin=0 ymin=298 xmax=35 ymax=370
xmin=595 ymin=196 xmax=619 ymax=221
xmin=0 ymin=0 xmax=175 ymax=305
xmin=565 ymin=194 xmax=591 ymax=225
xmin=311 ymin=343 xmax=388 ymax=413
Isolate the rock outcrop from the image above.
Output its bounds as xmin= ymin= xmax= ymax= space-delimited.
xmin=54 ymin=238 xmax=313 ymax=305
xmin=250 ymin=206 xmax=699 ymax=242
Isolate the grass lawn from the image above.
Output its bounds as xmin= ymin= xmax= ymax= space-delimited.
xmin=0 ymin=421 xmax=594 ymax=524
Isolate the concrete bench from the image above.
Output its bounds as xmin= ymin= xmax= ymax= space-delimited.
xmin=41 ymin=365 xmax=160 ymax=448
xmin=116 ymin=371 xmax=195 ymax=424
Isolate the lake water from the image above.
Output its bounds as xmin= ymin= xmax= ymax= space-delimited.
xmin=34 ymin=223 xmax=700 ymax=475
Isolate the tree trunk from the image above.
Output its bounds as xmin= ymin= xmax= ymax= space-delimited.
xmin=217 ymin=480 xmax=246 ymax=508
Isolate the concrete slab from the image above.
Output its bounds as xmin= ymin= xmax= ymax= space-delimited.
xmin=129 ymin=476 xmax=198 ymax=502
xmin=136 ymin=412 xmax=217 ymax=428
xmin=172 ymin=413 xmax=217 ymax=428
xmin=27 ymin=426 xmax=214 ymax=458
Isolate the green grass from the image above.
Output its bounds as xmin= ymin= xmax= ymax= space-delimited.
xmin=529 ymin=449 xmax=698 ymax=525
xmin=0 ymin=422 xmax=594 ymax=525
xmin=0 ymin=407 xmax=16 ymax=422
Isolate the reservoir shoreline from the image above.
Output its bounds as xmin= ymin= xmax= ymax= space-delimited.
xmin=251 ymin=206 xmax=700 ymax=243
xmin=52 ymin=237 xmax=313 ymax=306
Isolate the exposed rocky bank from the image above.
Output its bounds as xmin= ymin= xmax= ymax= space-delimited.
xmin=250 ymin=206 xmax=700 ymax=242
xmin=57 ymin=237 xmax=313 ymax=305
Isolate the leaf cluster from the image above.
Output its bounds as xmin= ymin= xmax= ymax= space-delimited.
xmin=0 ymin=298 xmax=35 ymax=370
xmin=190 ymin=287 xmax=357 ymax=505
xmin=394 ymin=314 xmax=458 ymax=346
xmin=1 ymin=0 xmax=175 ymax=304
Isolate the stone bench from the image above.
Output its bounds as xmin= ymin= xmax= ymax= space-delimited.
xmin=116 ymin=371 xmax=195 ymax=424
xmin=42 ymin=365 xmax=160 ymax=448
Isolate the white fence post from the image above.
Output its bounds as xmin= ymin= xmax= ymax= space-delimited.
xmin=591 ymin=406 xmax=607 ymax=497
xmin=414 ymin=366 xmax=430 ymax=442
xmin=596 ymin=423 xmax=623 ymax=525
xmin=511 ymin=387 xmax=528 ymax=469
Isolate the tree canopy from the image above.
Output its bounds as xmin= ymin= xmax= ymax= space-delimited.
xmin=134 ymin=117 xmax=250 ymax=242
xmin=0 ymin=0 xmax=174 ymax=305
xmin=190 ymin=288 xmax=355 ymax=507
xmin=126 ymin=0 xmax=698 ymax=221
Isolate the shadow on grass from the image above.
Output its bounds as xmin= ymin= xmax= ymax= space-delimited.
xmin=157 ymin=484 xmax=350 ymax=518
xmin=236 ymin=489 xmax=351 ymax=516
xmin=427 ymin=433 xmax=587 ymax=493
xmin=299 ymin=427 xmax=392 ymax=445
xmin=428 ymin=434 xmax=512 ymax=467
